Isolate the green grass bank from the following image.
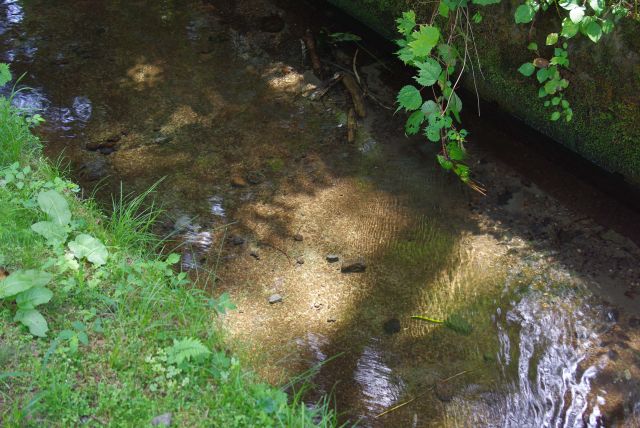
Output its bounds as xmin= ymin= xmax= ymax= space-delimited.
xmin=328 ymin=0 xmax=640 ymax=187
xmin=0 ymin=74 xmax=337 ymax=426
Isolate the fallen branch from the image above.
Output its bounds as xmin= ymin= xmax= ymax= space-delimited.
xmin=342 ymin=73 xmax=366 ymax=118
xmin=302 ymin=29 xmax=322 ymax=79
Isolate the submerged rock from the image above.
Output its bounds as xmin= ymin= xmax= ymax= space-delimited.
xmin=383 ymin=318 xmax=401 ymax=335
xmin=268 ymin=294 xmax=283 ymax=304
xmin=78 ymin=158 xmax=108 ymax=181
xmin=230 ymin=175 xmax=248 ymax=188
xmin=326 ymin=254 xmax=339 ymax=263
xmin=341 ymin=257 xmax=366 ymax=273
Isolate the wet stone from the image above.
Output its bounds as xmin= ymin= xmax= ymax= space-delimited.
xmin=326 ymin=254 xmax=339 ymax=263
xmin=268 ymin=294 xmax=283 ymax=304
xmin=153 ymin=135 xmax=172 ymax=145
xmin=341 ymin=257 xmax=366 ymax=273
xmin=78 ymin=158 xmax=107 ymax=181
xmin=151 ymin=412 xmax=172 ymax=426
xmin=383 ymin=318 xmax=401 ymax=335
xmin=230 ymin=235 xmax=245 ymax=245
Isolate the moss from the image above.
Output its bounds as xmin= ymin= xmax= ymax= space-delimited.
xmin=328 ymin=0 xmax=640 ymax=186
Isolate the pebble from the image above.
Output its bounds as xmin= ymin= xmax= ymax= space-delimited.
xmin=326 ymin=254 xmax=339 ymax=263
xmin=296 ymin=257 xmax=304 ymax=265
xmin=341 ymin=257 xmax=366 ymax=273
xmin=250 ymin=250 xmax=260 ymax=260
xmin=268 ymin=294 xmax=283 ymax=304
xmin=151 ymin=413 xmax=172 ymax=426
xmin=293 ymin=233 xmax=304 ymax=242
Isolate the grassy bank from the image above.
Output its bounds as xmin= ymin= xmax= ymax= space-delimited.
xmin=0 ymin=71 xmax=337 ymax=426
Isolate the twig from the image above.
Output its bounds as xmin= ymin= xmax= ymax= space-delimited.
xmin=375 ymin=369 xmax=474 ymax=419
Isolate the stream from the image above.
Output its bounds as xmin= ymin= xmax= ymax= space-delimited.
xmin=2 ymin=0 xmax=640 ymax=426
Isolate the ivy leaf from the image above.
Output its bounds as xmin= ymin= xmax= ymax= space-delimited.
xmin=561 ymin=18 xmax=580 ymax=38
xmin=0 ymin=63 xmax=11 ymax=87
xmin=583 ymin=21 xmax=602 ymax=42
xmin=415 ymin=58 xmax=442 ymax=87
xmin=517 ymin=62 xmax=536 ymax=77
xmin=396 ymin=10 xmax=416 ymax=37
xmin=408 ymin=25 xmax=440 ymax=58
xmin=166 ymin=338 xmax=211 ymax=365
xmin=0 ymin=270 xmax=52 ymax=299
xmin=14 ymin=308 xmax=48 ymax=337
xmin=68 ymin=234 xmax=109 ymax=266
xmin=397 ymin=85 xmax=423 ymax=111
xmin=16 ymin=287 xmax=53 ymax=309
xmin=569 ymin=7 xmax=585 ymax=24
xmin=31 ymin=221 xmax=68 ymax=247
xmin=545 ymin=33 xmax=559 ymax=45
xmin=37 ymin=190 xmax=71 ymax=226
xmin=514 ymin=4 xmax=535 ymax=24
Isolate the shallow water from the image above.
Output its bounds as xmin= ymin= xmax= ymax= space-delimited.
xmin=2 ymin=0 xmax=640 ymax=426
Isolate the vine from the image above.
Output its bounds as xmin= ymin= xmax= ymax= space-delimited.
xmin=395 ymin=0 xmax=638 ymax=186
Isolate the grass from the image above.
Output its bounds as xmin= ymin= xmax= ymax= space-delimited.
xmin=0 ymin=86 xmax=339 ymax=426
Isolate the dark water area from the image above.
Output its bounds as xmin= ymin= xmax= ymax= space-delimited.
xmin=2 ymin=0 xmax=640 ymax=426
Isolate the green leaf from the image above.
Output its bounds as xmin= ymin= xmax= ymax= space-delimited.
xmin=425 ymin=125 xmax=441 ymax=142
xmin=588 ymin=0 xmax=604 ymax=14
xmin=166 ymin=337 xmax=211 ymax=365
xmin=16 ymin=287 xmax=53 ymax=309
xmin=550 ymin=111 xmax=561 ymax=121
xmin=447 ymin=142 xmax=465 ymax=161
xmin=37 ymin=190 xmax=71 ymax=226
xmin=0 ymin=270 xmax=52 ymax=299
xmin=536 ymin=68 xmax=549 ymax=83
xmin=527 ymin=42 xmax=538 ymax=51
xmin=561 ymin=18 xmax=580 ymax=38
xmin=583 ymin=20 xmax=602 ymax=42
xmin=436 ymin=154 xmax=453 ymax=170
xmin=409 ymin=25 xmax=440 ymax=58
xmin=421 ymin=100 xmax=440 ymax=118
xmin=514 ymin=4 xmax=535 ymax=24
xmin=472 ymin=11 xmax=483 ymax=23
xmin=544 ymin=79 xmax=559 ymax=94
xmin=396 ymin=10 xmax=416 ymax=37
xmin=437 ymin=44 xmax=458 ymax=67
xmin=397 ymin=85 xmax=423 ymax=111
xmin=405 ymin=110 xmax=426 ymax=135
xmin=68 ymin=234 xmax=109 ymax=266
xmin=518 ymin=62 xmax=536 ymax=77
xmin=31 ymin=221 xmax=68 ymax=247
xmin=166 ymin=253 xmax=181 ymax=264
xmin=546 ymin=33 xmax=559 ymax=46
xmin=472 ymin=0 xmax=500 ymax=4
xmin=601 ymin=18 xmax=614 ymax=34
xmin=328 ymin=32 xmax=361 ymax=42
xmin=396 ymin=46 xmax=415 ymax=64
xmin=569 ymin=7 xmax=585 ymax=24
xmin=0 ymin=63 xmax=11 ymax=87
xmin=438 ymin=1 xmax=449 ymax=18
xmin=447 ymin=92 xmax=463 ymax=114
xmin=209 ymin=292 xmax=237 ymax=315
xmin=415 ymin=58 xmax=442 ymax=87
xmin=14 ymin=309 xmax=48 ymax=337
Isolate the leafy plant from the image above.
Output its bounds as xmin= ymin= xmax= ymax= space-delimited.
xmin=166 ymin=337 xmax=211 ymax=366
xmin=395 ymin=1 xmax=637 ymax=182
xmin=0 ymin=269 xmax=53 ymax=336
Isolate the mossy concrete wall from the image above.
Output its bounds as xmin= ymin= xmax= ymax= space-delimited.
xmin=328 ymin=0 xmax=640 ymax=186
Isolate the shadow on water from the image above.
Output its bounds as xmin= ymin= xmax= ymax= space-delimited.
xmin=2 ymin=0 xmax=640 ymax=426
